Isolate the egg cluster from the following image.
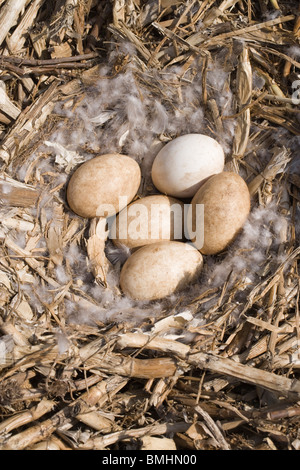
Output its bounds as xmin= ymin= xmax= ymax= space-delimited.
xmin=67 ymin=134 xmax=251 ymax=301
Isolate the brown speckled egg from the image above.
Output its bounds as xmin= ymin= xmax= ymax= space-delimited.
xmin=120 ymin=241 xmax=203 ymax=300
xmin=67 ymin=153 xmax=141 ymax=218
xmin=188 ymin=172 xmax=251 ymax=255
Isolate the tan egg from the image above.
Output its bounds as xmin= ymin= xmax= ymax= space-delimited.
xmin=187 ymin=172 xmax=251 ymax=255
xmin=110 ymin=195 xmax=185 ymax=250
xmin=151 ymin=134 xmax=224 ymax=198
xmin=120 ymin=241 xmax=203 ymax=301
xmin=67 ymin=153 xmax=141 ymax=218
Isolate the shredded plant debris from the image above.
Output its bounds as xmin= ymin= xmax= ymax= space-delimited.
xmin=0 ymin=0 xmax=299 ymax=451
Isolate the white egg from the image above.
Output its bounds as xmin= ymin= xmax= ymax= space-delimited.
xmin=151 ymin=134 xmax=224 ymax=198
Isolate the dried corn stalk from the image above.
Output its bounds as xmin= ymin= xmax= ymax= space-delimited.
xmin=0 ymin=0 xmax=28 ymax=48
xmin=248 ymin=147 xmax=292 ymax=197
xmin=0 ymin=376 xmax=128 ymax=450
xmin=5 ymin=0 xmax=44 ymax=54
xmin=0 ymin=175 xmax=39 ymax=207
xmin=231 ymin=47 xmax=252 ymax=168
xmin=0 ymin=81 xmax=59 ymax=163
xmin=0 ymin=85 xmax=21 ymax=121
xmin=86 ymin=218 xmax=111 ymax=286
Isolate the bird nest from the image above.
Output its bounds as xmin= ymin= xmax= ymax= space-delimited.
xmin=0 ymin=0 xmax=299 ymax=451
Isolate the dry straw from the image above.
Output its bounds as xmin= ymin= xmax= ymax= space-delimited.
xmin=0 ymin=0 xmax=299 ymax=451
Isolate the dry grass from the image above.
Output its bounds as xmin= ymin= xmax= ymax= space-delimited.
xmin=0 ymin=0 xmax=299 ymax=450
